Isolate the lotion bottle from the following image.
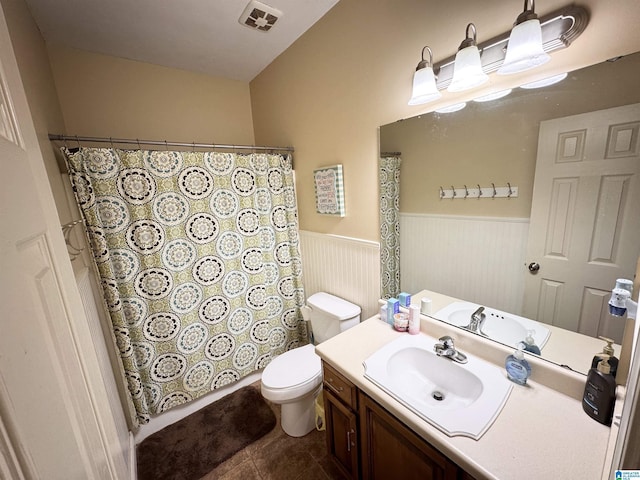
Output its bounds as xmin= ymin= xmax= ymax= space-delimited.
xmin=408 ymin=305 xmax=420 ymax=335
xmin=505 ymin=345 xmax=531 ymax=385
xmin=582 ymin=354 xmax=616 ymax=426
xmin=590 ymin=337 xmax=618 ymax=379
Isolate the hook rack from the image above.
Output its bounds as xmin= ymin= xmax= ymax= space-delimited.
xmin=439 ymin=183 xmax=517 ymax=200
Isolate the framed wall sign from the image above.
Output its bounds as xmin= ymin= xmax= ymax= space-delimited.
xmin=313 ymin=164 xmax=345 ymax=217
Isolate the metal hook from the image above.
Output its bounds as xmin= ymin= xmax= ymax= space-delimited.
xmin=507 ymin=182 xmax=513 ymax=198
xmin=109 ymin=137 xmax=115 ymax=149
xmin=440 ymin=186 xmax=445 ymax=199
xmin=192 ymin=141 xmax=196 ymax=152
xmin=164 ymin=140 xmax=169 ymax=151
xmin=464 ymin=185 xmax=469 ymax=198
xmin=136 ymin=138 xmax=141 ymax=150
xmin=477 ymin=184 xmax=482 ymax=198
xmin=451 ymin=185 xmax=456 ymax=199
xmin=491 ymin=183 xmax=497 ymax=198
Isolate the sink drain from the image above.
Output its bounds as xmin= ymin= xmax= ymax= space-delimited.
xmin=432 ymin=390 xmax=445 ymax=401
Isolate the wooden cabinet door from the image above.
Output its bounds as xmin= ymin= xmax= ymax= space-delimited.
xmin=324 ymin=388 xmax=359 ymax=479
xmin=359 ymin=392 xmax=457 ymax=480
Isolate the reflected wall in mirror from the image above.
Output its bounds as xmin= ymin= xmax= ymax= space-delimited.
xmin=380 ymin=52 xmax=640 ymax=374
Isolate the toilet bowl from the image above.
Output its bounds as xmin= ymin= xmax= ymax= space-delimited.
xmin=260 ymin=292 xmax=361 ymax=437
xmin=261 ymin=344 xmax=322 ymax=437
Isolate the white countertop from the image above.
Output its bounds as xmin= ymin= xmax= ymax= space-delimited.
xmin=315 ymin=313 xmax=614 ymax=480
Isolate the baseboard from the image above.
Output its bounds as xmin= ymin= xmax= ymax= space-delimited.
xmin=129 ymin=431 xmax=136 ymax=480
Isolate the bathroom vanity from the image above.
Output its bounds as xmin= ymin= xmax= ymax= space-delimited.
xmin=323 ymin=360 xmax=469 ymax=479
xmin=316 ymin=308 xmax=617 ymax=479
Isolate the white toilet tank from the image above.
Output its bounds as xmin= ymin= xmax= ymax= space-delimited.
xmin=307 ymin=292 xmax=361 ymax=344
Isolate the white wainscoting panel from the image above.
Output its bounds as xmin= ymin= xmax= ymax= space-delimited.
xmin=400 ymin=214 xmax=529 ymax=315
xmin=299 ymin=231 xmax=381 ymax=320
xmin=75 ymin=268 xmax=132 ymax=477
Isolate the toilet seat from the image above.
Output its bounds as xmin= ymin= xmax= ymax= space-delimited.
xmin=261 ymin=344 xmax=322 ymax=403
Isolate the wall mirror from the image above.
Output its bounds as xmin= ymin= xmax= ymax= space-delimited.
xmin=380 ymin=51 xmax=640 ymax=375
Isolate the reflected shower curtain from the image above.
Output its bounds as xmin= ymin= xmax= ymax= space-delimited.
xmin=64 ymin=147 xmax=306 ymax=425
xmin=379 ymin=156 xmax=401 ymax=299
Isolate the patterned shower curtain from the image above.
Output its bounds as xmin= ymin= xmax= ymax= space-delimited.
xmin=64 ymin=147 xmax=307 ymax=426
xmin=379 ymin=156 xmax=401 ymax=299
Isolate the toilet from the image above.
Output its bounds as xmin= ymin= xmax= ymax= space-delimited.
xmin=261 ymin=292 xmax=361 ymax=437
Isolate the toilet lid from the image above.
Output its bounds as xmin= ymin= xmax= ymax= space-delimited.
xmin=262 ymin=344 xmax=321 ymax=389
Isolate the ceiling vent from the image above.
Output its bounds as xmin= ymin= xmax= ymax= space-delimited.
xmin=238 ymin=0 xmax=283 ymax=32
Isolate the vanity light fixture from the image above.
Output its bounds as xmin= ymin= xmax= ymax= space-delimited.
xmin=408 ymin=46 xmax=442 ymax=105
xmin=519 ymin=72 xmax=568 ymax=88
xmin=497 ymin=0 xmax=550 ymax=75
xmin=421 ymin=5 xmax=587 ymax=91
xmin=473 ymin=89 xmax=513 ymax=102
xmin=435 ymin=102 xmax=467 ymax=113
xmin=447 ymin=24 xmax=489 ymax=93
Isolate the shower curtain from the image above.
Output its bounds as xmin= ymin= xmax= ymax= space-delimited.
xmin=379 ymin=156 xmax=401 ymax=299
xmin=64 ymin=147 xmax=306 ymax=425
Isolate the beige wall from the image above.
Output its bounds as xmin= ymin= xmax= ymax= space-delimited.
xmin=250 ymin=0 xmax=640 ymax=242
xmin=381 ymin=53 xmax=640 ymax=217
xmin=47 ymin=44 xmax=255 ymax=146
xmin=0 ymin=0 xmax=70 ymax=221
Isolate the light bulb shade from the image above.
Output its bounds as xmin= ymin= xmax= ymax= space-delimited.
xmin=408 ymin=66 xmax=442 ymax=105
xmin=498 ymin=19 xmax=550 ymax=75
xmin=447 ymin=45 xmax=489 ymax=92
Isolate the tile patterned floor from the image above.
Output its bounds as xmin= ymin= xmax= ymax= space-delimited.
xmin=199 ymin=383 xmax=344 ymax=480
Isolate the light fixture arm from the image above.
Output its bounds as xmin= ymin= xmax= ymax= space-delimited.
xmin=416 ymin=46 xmax=434 ymax=71
xmin=458 ymin=23 xmax=479 ymax=50
xmin=516 ymin=0 xmax=539 ymax=24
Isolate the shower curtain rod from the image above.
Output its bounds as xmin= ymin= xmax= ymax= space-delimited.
xmin=48 ymin=134 xmax=295 ymax=153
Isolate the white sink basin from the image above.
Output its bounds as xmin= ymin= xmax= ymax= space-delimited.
xmin=363 ymin=334 xmax=512 ymax=440
xmin=434 ymin=301 xmax=550 ymax=351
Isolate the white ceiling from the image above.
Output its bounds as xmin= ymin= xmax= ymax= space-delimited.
xmin=23 ymin=0 xmax=339 ymax=81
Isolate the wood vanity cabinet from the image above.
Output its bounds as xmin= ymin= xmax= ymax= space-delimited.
xmin=323 ymin=362 xmax=360 ymax=479
xmin=322 ymin=361 xmax=475 ymax=480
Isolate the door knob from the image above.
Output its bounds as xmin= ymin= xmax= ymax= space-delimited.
xmin=528 ymin=262 xmax=540 ymax=273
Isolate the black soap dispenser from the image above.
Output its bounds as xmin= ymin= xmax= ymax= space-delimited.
xmin=582 ymin=354 xmax=616 ymax=426
xmin=590 ymin=336 xmax=618 ymax=378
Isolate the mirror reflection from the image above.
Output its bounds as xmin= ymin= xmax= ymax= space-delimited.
xmin=380 ymin=52 xmax=640 ymax=374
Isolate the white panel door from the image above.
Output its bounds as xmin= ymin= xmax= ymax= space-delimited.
xmin=523 ymin=104 xmax=640 ymax=342
xmin=0 ymin=4 xmax=126 ymax=479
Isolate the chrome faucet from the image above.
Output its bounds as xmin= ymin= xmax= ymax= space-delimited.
xmin=464 ymin=306 xmax=487 ymax=336
xmin=434 ymin=336 xmax=468 ymax=364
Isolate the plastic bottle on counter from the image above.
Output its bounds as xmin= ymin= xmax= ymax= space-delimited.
xmin=408 ymin=305 xmax=420 ymax=335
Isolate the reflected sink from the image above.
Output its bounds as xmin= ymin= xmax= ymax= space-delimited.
xmin=434 ymin=302 xmax=551 ymax=351
xmin=364 ymin=334 xmax=512 ymax=440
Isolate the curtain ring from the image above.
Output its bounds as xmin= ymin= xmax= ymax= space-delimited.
xmin=109 ymin=137 xmax=115 ymax=149
xmin=164 ymin=140 xmax=169 ymax=151
xmin=136 ymin=138 xmax=141 ymax=150
xmin=192 ymin=141 xmax=196 ymax=152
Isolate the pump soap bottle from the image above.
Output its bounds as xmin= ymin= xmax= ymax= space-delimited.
xmin=582 ymin=354 xmax=616 ymax=426
xmin=505 ymin=345 xmax=531 ymax=385
xmin=520 ymin=329 xmax=541 ymax=355
xmin=590 ymin=337 xmax=618 ymax=379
